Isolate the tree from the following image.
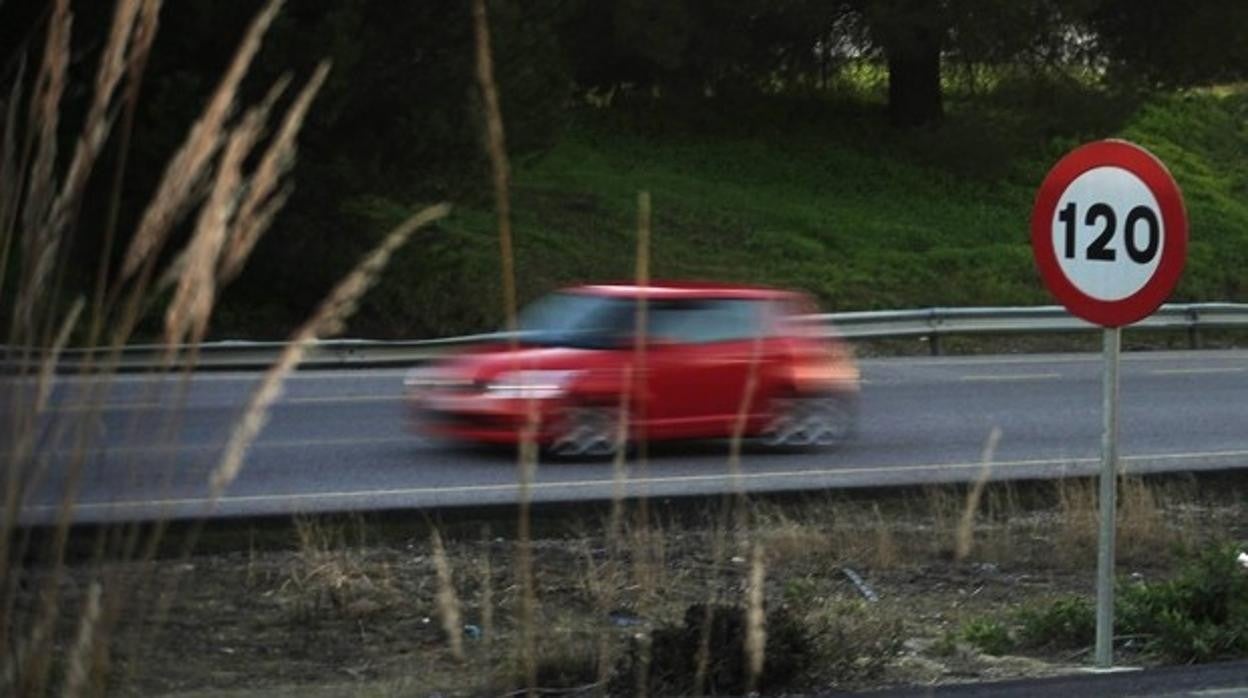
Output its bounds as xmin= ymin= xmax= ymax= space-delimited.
xmin=860 ymin=0 xmax=946 ymax=126
xmin=1090 ymin=0 xmax=1248 ymax=87
xmin=559 ymin=0 xmax=855 ymax=98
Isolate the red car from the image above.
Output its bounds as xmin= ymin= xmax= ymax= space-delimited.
xmin=405 ymin=282 xmax=859 ymax=457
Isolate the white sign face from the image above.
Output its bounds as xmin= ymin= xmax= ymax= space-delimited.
xmin=1052 ymin=166 xmax=1164 ymax=302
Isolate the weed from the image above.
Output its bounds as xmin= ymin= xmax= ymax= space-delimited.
xmin=1118 ymin=542 xmax=1248 ymax=663
xmin=961 ymin=617 xmax=1015 ymax=656
xmin=1015 ymin=596 xmax=1096 ymax=651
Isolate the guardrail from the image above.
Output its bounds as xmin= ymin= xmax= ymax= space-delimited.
xmin=816 ymin=302 xmax=1248 ymax=354
xmin=4 ymin=303 xmax=1247 ymax=371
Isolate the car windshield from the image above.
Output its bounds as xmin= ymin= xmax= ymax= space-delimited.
xmin=516 ymin=292 xmax=635 ymax=349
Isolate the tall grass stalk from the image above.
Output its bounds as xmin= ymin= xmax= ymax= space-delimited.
xmin=471 ymin=0 xmax=537 ymax=692
xmin=10 ymin=0 xmax=68 ymax=347
xmin=692 ymin=510 xmax=729 ymax=696
xmin=61 ymin=582 xmax=102 ymax=698
xmin=0 ymin=56 xmax=27 ymax=316
xmin=117 ymin=0 xmax=280 ymax=288
xmin=745 ymin=541 xmax=767 ymax=694
xmin=21 ymin=12 xmax=307 ymax=674
xmin=480 ymin=525 xmax=495 ymax=646
xmin=955 ymin=426 xmax=1002 ymax=561
xmin=431 ymin=528 xmax=465 ymax=662
xmin=211 ymin=202 xmax=449 ymax=497
xmin=1 ymin=2 xmax=164 ymax=689
xmin=89 ymin=0 xmax=158 ymax=344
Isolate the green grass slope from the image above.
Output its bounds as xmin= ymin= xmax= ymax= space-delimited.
xmin=367 ymin=88 xmax=1248 ymax=337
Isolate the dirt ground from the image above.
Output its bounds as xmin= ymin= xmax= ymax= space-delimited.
xmin=15 ymin=478 xmax=1248 ymax=697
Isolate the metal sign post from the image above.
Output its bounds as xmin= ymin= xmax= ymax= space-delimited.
xmin=1095 ymin=326 xmax=1121 ymax=667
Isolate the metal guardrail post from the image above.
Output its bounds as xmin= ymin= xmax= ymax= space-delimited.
xmin=928 ymin=309 xmax=942 ymax=356
xmin=1187 ymin=307 xmax=1201 ymax=350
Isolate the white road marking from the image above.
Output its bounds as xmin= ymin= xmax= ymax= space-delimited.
xmin=8 ymin=435 xmax=416 ymax=458
xmin=67 ymin=368 xmax=411 ymax=383
xmin=25 ymin=447 xmax=1248 ymax=516
xmin=863 ymin=349 xmax=1248 ymax=368
xmin=284 ymin=395 xmax=404 ymax=404
xmin=960 ymin=373 xmax=1062 ymax=382
xmin=1150 ymin=367 xmax=1246 ymax=375
xmin=41 ymin=394 xmax=404 ymax=413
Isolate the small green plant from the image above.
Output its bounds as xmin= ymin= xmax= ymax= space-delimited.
xmin=1015 ymin=596 xmax=1096 ymax=650
xmin=961 ymin=617 xmax=1014 ymax=656
xmin=1118 ymin=543 xmax=1248 ymax=664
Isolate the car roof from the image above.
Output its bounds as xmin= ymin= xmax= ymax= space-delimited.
xmin=569 ymin=281 xmax=800 ymax=301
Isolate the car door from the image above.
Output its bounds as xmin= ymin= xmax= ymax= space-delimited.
xmin=641 ymin=299 xmax=771 ymax=438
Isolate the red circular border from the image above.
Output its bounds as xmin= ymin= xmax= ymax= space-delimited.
xmin=1031 ymin=140 xmax=1187 ymax=327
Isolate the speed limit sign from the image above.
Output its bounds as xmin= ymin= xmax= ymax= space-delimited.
xmin=1031 ymin=139 xmax=1187 ymax=327
xmin=1031 ymin=139 xmax=1188 ymax=670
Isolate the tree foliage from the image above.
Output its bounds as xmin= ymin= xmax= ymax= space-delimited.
xmin=1090 ymin=0 xmax=1248 ymax=87
xmin=4 ymin=0 xmax=1248 ymax=337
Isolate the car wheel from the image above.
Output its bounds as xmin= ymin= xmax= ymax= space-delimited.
xmin=762 ymin=393 xmax=856 ymax=449
xmin=548 ymin=405 xmax=625 ymax=460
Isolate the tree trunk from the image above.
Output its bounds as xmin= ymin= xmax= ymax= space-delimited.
xmin=886 ymin=30 xmax=943 ymax=127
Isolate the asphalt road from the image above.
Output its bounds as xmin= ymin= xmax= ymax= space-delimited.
xmin=855 ymin=659 xmax=1248 ymax=697
xmin=8 ymin=349 xmax=1248 ymax=525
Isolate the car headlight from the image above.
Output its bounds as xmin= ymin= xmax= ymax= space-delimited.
xmin=404 ymin=367 xmax=470 ymax=390
xmin=485 ymin=370 xmax=577 ymax=399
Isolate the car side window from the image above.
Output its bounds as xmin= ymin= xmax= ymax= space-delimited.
xmin=646 ymin=299 xmax=764 ymax=344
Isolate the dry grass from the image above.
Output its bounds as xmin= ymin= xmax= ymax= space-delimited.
xmin=118 ymin=0 xmax=281 ymax=286
xmin=2 ymin=477 xmax=1237 ymax=696
xmin=745 ymin=542 xmax=767 ymax=694
xmin=210 ymin=202 xmax=448 ymax=498
xmin=872 ymin=503 xmax=901 ymax=568
xmin=922 ymin=484 xmax=964 ymax=557
xmin=955 ymin=427 xmax=1002 ymax=561
xmin=282 ymin=516 xmax=399 ymax=620
xmin=470 ymin=1 xmax=543 ymax=692
xmin=1118 ymin=476 xmax=1168 ymax=560
xmin=0 ymin=1 xmax=447 ymax=694
xmin=757 ymin=511 xmax=834 ymax=564
xmin=431 ymin=528 xmax=465 ymax=663
xmin=1054 ymin=477 xmax=1100 ymax=567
